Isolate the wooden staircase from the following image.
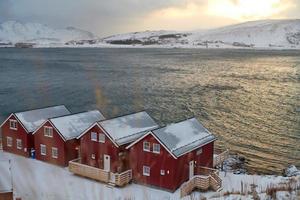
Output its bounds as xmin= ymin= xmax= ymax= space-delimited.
xmin=180 ymin=167 xmax=222 ymax=197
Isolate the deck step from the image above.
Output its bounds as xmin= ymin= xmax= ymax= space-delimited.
xmin=107 ymin=182 xmax=116 ymax=187
xmin=216 ymin=186 xmax=223 ymax=192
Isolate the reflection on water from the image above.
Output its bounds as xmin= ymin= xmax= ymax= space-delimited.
xmin=0 ymin=48 xmax=299 ymax=174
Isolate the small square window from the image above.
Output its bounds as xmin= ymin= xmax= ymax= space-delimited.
xmin=40 ymin=144 xmax=46 ymax=155
xmin=91 ymin=154 xmax=95 ymax=159
xmin=99 ymin=133 xmax=105 ymax=143
xmin=143 ymin=166 xmax=150 ymax=176
xmin=153 ymin=143 xmax=160 ymax=154
xmin=44 ymin=126 xmax=53 ymax=137
xmin=143 ymin=141 xmax=150 ymax=152
xmin=160 ymin=170 xmax=165 ymax=176
xmin=52 ymin=147 xmax=58 ymax=158
xmin=91 ymin=132 xmax=97 ymax=141
xmin=9 ymin=120 xmax=17 ymax=130
xmin=16 ymin=139 xmax=22 ymax=150
xmin=196 ymin=148 xmax=202 ymax=155
xmin=7 ymin=137 xmax=12 ymax=147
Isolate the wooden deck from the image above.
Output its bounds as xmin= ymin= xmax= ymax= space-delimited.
xmin=213 ymin=149 xmax=229 ymax=167
xmin=180 ymin=167 xmax=222 ymax=197
xmin=69 ymin=158 xmax=132 ymax=187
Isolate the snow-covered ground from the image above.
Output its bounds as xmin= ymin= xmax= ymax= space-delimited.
xmin=0 ymin=151 xmax=299 ymax=200
xmin=1 ymin=19 xmax=300 ymax=49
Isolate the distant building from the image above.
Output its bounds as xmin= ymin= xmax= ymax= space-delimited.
xmin=0 ymin=105 xmax=70 ymax=157
xmin=33 ymin=110 xmax=105 ymax=166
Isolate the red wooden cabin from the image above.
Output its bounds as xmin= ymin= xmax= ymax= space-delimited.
xmin=77 ymin=111 xmax=159 ymax=174
xmin=33 ymin=110 xmax=105 ymax=166
xmin=126 ymin=118 xmax=217 ymax=191
xmin=0 ymin=105 xmax=70 ymax=157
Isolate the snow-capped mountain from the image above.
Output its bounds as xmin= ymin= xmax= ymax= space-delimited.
xmin=1 ymin=19 xmax=300 ymax=49
xmin=0 ymin=21 xmax=98 ymax=46
xmin=103 ymin=19 xmax=300 ymax=49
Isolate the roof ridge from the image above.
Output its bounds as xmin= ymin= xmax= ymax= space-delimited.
xmin=50 ymin=110 xmax=100 ymax=120
xmin=98 ymin=110 xmax=149 ymax=123
xmin=14 ymin=104 xmax=67 ymax=114
xmin=115 ymin=125 xmax=159 ymax=140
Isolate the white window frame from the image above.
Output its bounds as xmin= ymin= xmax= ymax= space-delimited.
xmin=160 ymin=169 xmax=165 ymax=176
xmin=7 ymin=137 xmax=12 ymax=147
xmin=9 ymin=119 xmax=18 ymax=130
xmin=91 ymin=132 xmax=97 ymax=141
xmin=143 ymin=165 xmax=150 ymax=176
xmin=143 ymin=141 xmax=150 ymax=152
xmin=52 ymin=147 xmax=58 ymax=158
xmin=98 ymin=133 xmax=105 ymax=143
xmin=16 ymin=139 xmax=22 ymax=150
xmin=153 ymin=143 xmax=160 ymax=154
xmin=196 ymin=148 xmax=202 ymax=155
xmin=44 ymin=126 xmax=53 ymax=137
xmin=91 ymin=154 xmax=95 ymax=159
xmin=40 ymin=144 xmax=46 ymax=156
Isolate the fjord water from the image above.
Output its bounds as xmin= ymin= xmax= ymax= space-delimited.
xmin=0 ymin=48 xmax=299 ymax=174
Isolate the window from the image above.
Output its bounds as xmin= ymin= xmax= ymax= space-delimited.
xmin=9 ymin=119 xmax=17 ymax=130
xmin=91 ymin=132 xmax=97 ymax=141
xmin=7 ymin=137 xmax=12 ymax=147
xmin=143 ymin=166 xmax=150 ymax=176
xmin=153 ymin=143 xmax=160 ymax=154
xmin=44 ymin=126 xmax=53 ymax=137
xmin=99 ymin=133 xmax=105 ymax=143
xmin=16 ymin=139 xmax=22 ymax=150
xmin=40 ymin=144 xmax=46 ymax=155
xmin=143 ymin=141 xmax=150 ymax=152
xmin=160 ymin=170 xmax=165 ymax=176
xmin=196 ymin=148 xmax=202 ymax=155
xmin=91 ymin=154 xmax=95 ymax=159
xmin=52 ymin=147 xmax=58 ymax=158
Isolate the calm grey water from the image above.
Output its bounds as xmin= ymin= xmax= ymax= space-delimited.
xmin=0 ymin=48 xmax=299 ymax=174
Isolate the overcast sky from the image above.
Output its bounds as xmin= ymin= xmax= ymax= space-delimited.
xmin=0 ymin=0 xmax=299 ymax=37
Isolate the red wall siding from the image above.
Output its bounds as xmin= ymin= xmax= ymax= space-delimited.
xmin=129 ymin=134 xmax=177 ymax=191
xmin=65 ymin=139 xmax=80 ymax=165
xmin=80 ymin=125 xmax=124 ymax=173
xmin=34 ymin=121 xmax=67 ymax=166
xmin=128 ymin=134 xmax=215 ymax=191
xmin=1 ymin=115 xmax=31 ymax=157
xmin=0 ymin=192 xmax=13 ymax=200
xmin=173 ymin=142 xmax=214 ymax=189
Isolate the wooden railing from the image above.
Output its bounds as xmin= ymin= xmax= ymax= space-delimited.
xmin=115 ymin=169 xmax=132 ymax=187
xmin=180 ymin=167 xmax=222 ymax=197
xmin=69 ymin=158 xmax=110 ymax=183
xmin=69 ymin=158 xmax=132 ymax=187
xmin=213 ymin=149 xmax=229 ymax=167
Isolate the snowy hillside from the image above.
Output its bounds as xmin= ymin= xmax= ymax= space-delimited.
xmin=103 ymin=19 xmax=300 ymax=49
xmin=1 ymin=19 xmax=300 ymax=49
xmin=0 ymin=21 xmax=98 ymax=47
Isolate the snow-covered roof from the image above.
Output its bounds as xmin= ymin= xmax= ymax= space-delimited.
xmin=50 ymin=110 xmax=105 ymax=140
xmin=0 ymin=160 xmax=12 ymax=193
xmin=152 ymin=118 xmax=216 ymax=157
xmin=99 ymin=111 xmax=158 ymax=146
xmin=15 ymin=105 xmax=70 ymax=132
